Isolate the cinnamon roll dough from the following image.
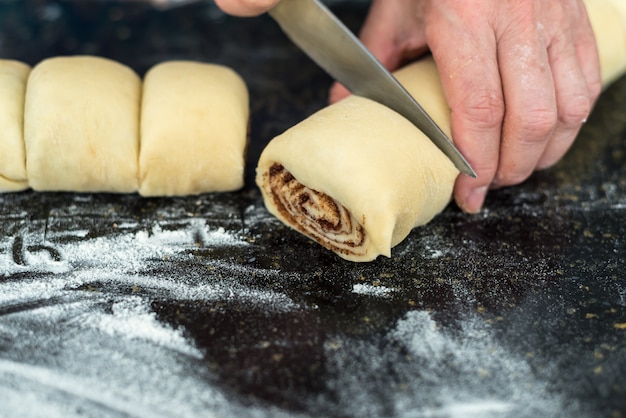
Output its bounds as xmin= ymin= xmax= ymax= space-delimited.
xmin=257 ymin=58 xmax=457 ymax=262
xmin=0 ymin=60 xmax=30 ymax=192
xmin=24 ymin=56 xmax=141 ymax=193
xmin=256 ymin=0 xmax=626 ymax=262
xmin=139 ymin=61 xmax=249 ymax=196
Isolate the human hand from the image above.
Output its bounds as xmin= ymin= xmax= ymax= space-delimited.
xmin=330 ymin=0 xmax=602 ymax=214
xmin=213 ymin=0 xmax=280 ymax=16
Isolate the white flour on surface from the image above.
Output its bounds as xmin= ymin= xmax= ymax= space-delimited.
xmin=352 ymin=283 xmax=394 ymax=298
xmin=393 ymin=230 xmax=456 ymax=260
xmin=0 ymin=214 xmax=587 ymax=418
xmin=88 ymin=296 xmax=203 ymax=358
xmin=0 ymin=218 xmax=303 ymax=418
xmin=1 ymin=219 xmax=246 ymax=276
xmin=324 ymin=310 xmax=578 ymax=418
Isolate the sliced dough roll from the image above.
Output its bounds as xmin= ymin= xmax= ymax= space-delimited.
xmin=0 ymin=60 xmax=30 ymax=192
xmin=24 ymin=56 xmax=141 ymax=193
xmin=256 ymin=0 xmax=626 ymax=262
xmin=139 ymin=61 xmax=249 ymax=196
xmin=257 ymin=59 xmax=457 ymax=262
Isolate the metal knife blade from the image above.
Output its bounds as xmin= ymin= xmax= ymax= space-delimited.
xmin=268 ymin=0 xmax=476 ymax=178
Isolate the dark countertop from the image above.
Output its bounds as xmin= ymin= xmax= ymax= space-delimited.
xmin=1 ymin=2 xmax=625 ymax=417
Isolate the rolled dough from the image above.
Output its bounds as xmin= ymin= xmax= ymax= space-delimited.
xmin=139 ymin=61 xmax=249 ymax=196
xmin=587 ymin=0 xmax=626 ymax=86
xmin=24 ymin=56 xmax=141 ymax=193
xmin=257 ymin=59 xmax=458 ymax=262
xmin=0 ymin=60 xmax=30 ymax=192
xmin=256 ymin=0 xmax=626 ymax=262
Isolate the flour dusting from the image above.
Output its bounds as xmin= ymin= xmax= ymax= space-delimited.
xmin=0 ymin=216 xmax=301 ymax=418
xmin=352 ymin=283 xmax=394 ymax=297
xmin=323 ymin=310 xmax=576 ymax=417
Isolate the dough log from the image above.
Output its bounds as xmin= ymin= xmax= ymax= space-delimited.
xmin=0 ymin=60 xmax=30 ymax=192
xmin=139 ymin=61 xmax=249 ymax=196
xmin=25 ymin=56 xmax=141 ymax=193
xmin=0 ymin=56 xmax=249 ymax=195
xmin=256 ymin=0 xmax=626 ymax=262
xmin=257 ymin=60 xmax=457 ymax=262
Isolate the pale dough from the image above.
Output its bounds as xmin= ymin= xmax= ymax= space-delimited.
xmin=256 ymin=59 xmax=458 ymax=262
xmin=0 ymin=60 xmax=30 ymax=192
xmin=586 ymin=0 xmax=626 ymax=86
xmin=139 ymin=61 xmax=249 ymax=196
xmin=256 ymin=0 xmax=626 ymax=262
xmin=24 ymin=56 xmax=141 ymax=193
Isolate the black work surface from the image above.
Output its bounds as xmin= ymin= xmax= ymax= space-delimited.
xmin=1 ymin=2 xmax=625 ymax=417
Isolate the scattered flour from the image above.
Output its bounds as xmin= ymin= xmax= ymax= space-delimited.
xmin=324 ymin=310 xmax=574 ymax=418
xmin=0 ymin=217 xmax=302 ymax=417
xmin=88 ymin=296 xmax=203 ymax=358
xmin=0 ymin=214 xmax=585 ymax=417
xmin=352 ymin=283 xmax=394 ymax=298
xmin=1 ymin=219 xmax=247 ymax=277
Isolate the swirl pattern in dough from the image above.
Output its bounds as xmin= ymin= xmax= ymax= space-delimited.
xmin=266 ymin=163 xmax=369 ymax=258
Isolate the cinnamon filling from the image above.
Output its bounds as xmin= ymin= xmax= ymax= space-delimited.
xmin=267 ymin=163 xmax=367 ymax=257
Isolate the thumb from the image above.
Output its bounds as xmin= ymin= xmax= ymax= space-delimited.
xmin=359 ymin=0 xmax=426 ymax=69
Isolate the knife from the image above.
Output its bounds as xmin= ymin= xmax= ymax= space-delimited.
xmin=268 ymin=0 xmax=476 ymax=178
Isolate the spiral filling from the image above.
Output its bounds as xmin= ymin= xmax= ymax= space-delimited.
xmin=267 ymin=163 xmax=368 ymax=257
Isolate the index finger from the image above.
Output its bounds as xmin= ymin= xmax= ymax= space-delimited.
xmin=425 ymin=8 xmax=505 ymax=213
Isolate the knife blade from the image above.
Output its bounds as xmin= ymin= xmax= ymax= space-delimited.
xmin=268 ymin=0 xmax=476 ymax=178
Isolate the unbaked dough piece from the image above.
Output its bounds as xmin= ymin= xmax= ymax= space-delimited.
xmin=24 ymin=56 xmax=141 ymax=192
xmin=256 ymin=0 xmax=626 ymax=262
xmin=256 ymin=58 xmax=457 ymax=262
xmin=0 ymin=60 xmax=30 ymax=192
xmin=139 ymin=61 xmax=249 ymax=196
xmin=586 ymin=0 xmax=626 ymax=85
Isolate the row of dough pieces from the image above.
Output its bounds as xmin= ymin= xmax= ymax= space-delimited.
xmin=0 ymin=56 xmax=248 ymax=196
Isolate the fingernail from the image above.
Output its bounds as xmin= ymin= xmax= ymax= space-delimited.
xmin=461 ymin=186 xmax=488 ymax=214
